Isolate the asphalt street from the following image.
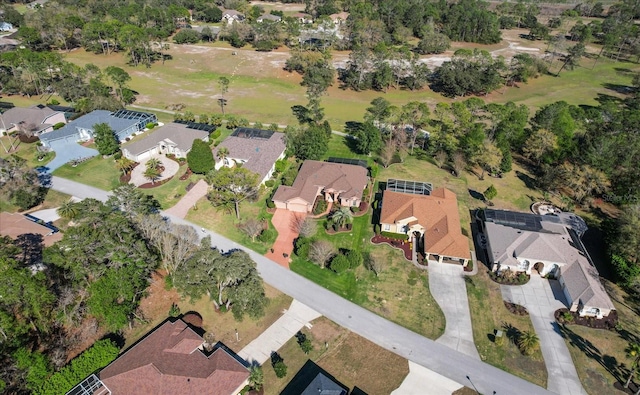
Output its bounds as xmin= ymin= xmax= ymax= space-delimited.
xmin=51 ymin=177 xmax=557 ymax=395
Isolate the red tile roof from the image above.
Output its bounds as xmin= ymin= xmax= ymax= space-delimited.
xmin=380 ymin=187 xmax=470 ymax=260
xmin=99 ymin=319 xmax=249 ymax=395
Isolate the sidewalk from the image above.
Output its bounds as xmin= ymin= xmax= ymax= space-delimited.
xmin=238 ymin=300 xmax=321 ymax=365
xmin=163 ymin=179 xmax=208 ymax=218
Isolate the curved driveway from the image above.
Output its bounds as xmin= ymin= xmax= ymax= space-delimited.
xmin=51 ymin=177 xmax=557 ymax=395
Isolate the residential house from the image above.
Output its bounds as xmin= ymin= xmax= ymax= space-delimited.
xmin=27 ymin=0 xmax=48 ymax=9
xmin=257 ymin=13 xmax=282 ymax=23
xmin=95 ymin=318 xmax=250 ymax=395
xmin=292 ymin=13 xmax=313 ymax=24
xmin=328 ymin=12 xmax=349 ymax=26
xmin=190 ymin=25 xmax=221 ymax=39
xmin=0 ymin=212 xmax=62 ymax=247
xmin=379 ymin=180 xmax=470 ymax=265
xmin=0 ymin=105 xmax=66 ymax=136
xmin=0 ymin=22 xmax=13 ymax=31
xmin=213 ymin=127 xmax=286 ymax=184
xmin=39 ymin=109 xmax=156 ymax=148
xmin=482 ymin=208 xmax=615 ymax=318
xmin=122 ymin=123 xmax=209 ymax=162
xmin=0 ymin=36 xmax=19 ymax=52
xmin=272 ymin=160 xmax=368 ymax=213
xmin=280 ymin=360 xmax=348 ymax=395
xmin=221 ymin=10 xmax=245 ymax=24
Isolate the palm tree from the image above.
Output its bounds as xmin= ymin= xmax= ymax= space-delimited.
xmin=116 ymin=157 xmax=135 ymax=176
xmin=146 ymin=157 xmax=161 ymax=171
xmin=57 ymin=199 xmax=78 ymax=220
xmin=625 ymin=342 xmax=640 ymax=389
xmin=216 ymin=146 xmax=229 ymax=166
xmin=331 ymin=206 xmax=353 ymax=230
xmin=248 ymin=366 xmax=264 ymax=391
xmin=518 ymin=330 xmax=540 ymax=355
xmin=144 ymin=166 xmax=161 ymax=185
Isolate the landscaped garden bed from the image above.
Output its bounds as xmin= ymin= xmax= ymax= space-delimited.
xmin=504 ymin=301 xmax=529 ymax=316
xmin=139 ymin=175 xmax=174 ymax=189
xmin=554 ymin=308 xmax=618 ymax=330
xmin=489 ymin=270 xmax=530 ymax=285
xmin=371 ymin=234 xmax=412 ymax=261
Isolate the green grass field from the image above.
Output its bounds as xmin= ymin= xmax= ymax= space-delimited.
xmin=52 ymin=155 xmax=122 ymax=191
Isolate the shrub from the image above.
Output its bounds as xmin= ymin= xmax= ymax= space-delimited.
xmin=562 ymin=311 xmax=574 ymax=322
xmin=330 ymin=254 xmax=350 ymax=273
xmin=187 ymin=139 xmax=215 ymax=174
xmin=380 ymin=231 xmax=409 ymax=241
xmin=294 ymin=237 xmax=312 ymax=259
xmin=266 ymin=199 xmax=275 ymax=209
xmin=274 ymin=159 xmax=287 ymax=173
xmin=48 ymin=99 xmax=60 ymax=105
xmin=169 ymin=303 xmax=180 ymax=317
xmin=295 ymin=331 xmax=313 ymax=354
xmin=281 ymin=165 xmax=299 ymax=186
xmin=258 ymin=228 xmax=276 ymax=243
xmin=271 ymin=353 xmax=287 ymax=378
xmin=484 ymin=185 xmax=498 ymax=201
xmin=146 ymin=122 xmax=156 ymax=129
xmin=374 ymin=224 xmax=381 ymax=235
xmin=313 ymin=199 xmax=328 ymax=215
xmin=53 ymin=122 xmax=65 ymax=130
xmin=346 ymin=250 xmax=363 ymax=269
xmin=264 ymin=180 xmax=275 ymax=188
xmin=113 ymin=151 xmax=122 ymax=160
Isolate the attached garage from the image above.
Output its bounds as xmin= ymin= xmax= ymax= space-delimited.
xmin=274 ymin=197 xmax=310 ymax=213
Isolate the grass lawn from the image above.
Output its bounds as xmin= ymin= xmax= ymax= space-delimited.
xmin=290 ymin=210 xmax=445 ymax=340
xmin=52 ymin=155 xmax=122 ymax=191
xmin=141 ymin=170 xmax=201 ymax=209
xmin=465 ymin=265 xmax=547 ymax=388
xmin=185 ymin=190 xmax=276 ymax=254
xmin=558 ymin=281 xmax=640 ymax=395
xmin=0 ymin=138 xmax=56 ymax=168
xmin=262 ymin=317 xmax=408 ymax=395
xmin=0 ymin=188 xmax=72 ymax=213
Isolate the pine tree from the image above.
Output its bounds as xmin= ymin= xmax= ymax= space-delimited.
xmin=187 ymin=139 xmax=215 ymax=174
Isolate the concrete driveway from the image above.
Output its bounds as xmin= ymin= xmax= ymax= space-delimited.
xmin=43 ymin=140 xmax=98 ymax=172
xmin=501 ymin=275 xmax=587 ymax=395
xmin=164 ymin=179 xmax=208 ymax=217
xmin=238 ymin=299 xmax=321 ymax=365
xmin=428 ymin=260 xmax=480 ymax=360
xmin=130 ymin=155 xmax=179 ymax=186
xmin=391 ymin=361 xmax=463 ymax=395
xmin=265 ymin=209 xmax=304 ymax=268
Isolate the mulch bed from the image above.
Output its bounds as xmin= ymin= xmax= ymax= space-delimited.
xmin=554 ymin=308 xmax=618 ymax=330
xmin=326 ymin=224 xmax=353 ymax=234
xmin=504 ymin=301 xmax=529 ymax=316
xmin=138 ymin=175 xmax=174 ymax=189
xmin=351 ymin=201 xmax=369 ymax=217
xmin=119 ymin=173 xmax=131 ymax=183
xmin=179 ymin=168 xmax=193 ymax=181
xmin=371 ymin=234 xmax=412 ymax=261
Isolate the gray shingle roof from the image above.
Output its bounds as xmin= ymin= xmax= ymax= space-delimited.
xmin=301 ymin=372 xmax=347 ymax=395
xmin=214 ymin=131 xmax=286 ymax=181
xmin=123 ymin=123 xmax=209 ymax=157
xmin=1 ymin=106 xmax=58 ymax=129
xmin=39 ymin=110 xmax=140 ymax=143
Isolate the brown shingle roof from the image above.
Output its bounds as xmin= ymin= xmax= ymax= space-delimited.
xmin=0 ymin=212 xmax=62 ymax=247
xmin=272 ymin=160 xmax=368 ymax=205
xmin=1 ymin=106 xmax=58 ymax=131
xmin=99 ymin=319 xmax=249 ymax=395
xmin=214 ymin=132 xmax=286 ymax=181
xmin=380 ymin=188 xmax=470 ymax=260
xmin=123 ymin=123 xmax=209 ymax=157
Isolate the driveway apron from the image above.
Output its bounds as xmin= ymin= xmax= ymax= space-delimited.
xmin=44 ymin=140 xmax=98 ymax=172
xmin=428 ymin=261 xmax=480 ymax=360
xmin=501 ymin=275 xmax=587 ymax=395
xmin=265 ymin=209 xmax=304 ymax=268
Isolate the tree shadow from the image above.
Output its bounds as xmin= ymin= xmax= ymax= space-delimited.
xmin=515 ymin=170 xmax=537 ymax=190
xmin=14 ymin=233 xmax=44 ymax=266
xmin=557 ymin=324 xmax=627 ymax=384
xmin=468 ymin=189 xmax=485 ymax=202
xmin=595 ymin=93 xmax=625 ymax=106
xmin=602 ymin=83 xmax=634 ymax=95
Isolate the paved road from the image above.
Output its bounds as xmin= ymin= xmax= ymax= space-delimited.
xmin=51 ymin=177 xmax=557 ymax=395
xmin=428 ymin=261 xmax=480 ymax=360
xmin=501 ymin=276 xmax=587 ymax=395
xmin=51 ymin=176 xmax=111 ymax=202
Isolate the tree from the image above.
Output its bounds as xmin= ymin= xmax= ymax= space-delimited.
xmin=330 ymin=254 xmax=350 ymax=273
xmin=452 ymin=151 xmax=466 ymax=177
xmin=271 ymin=353 xmax=287 ymax=378
xmin=115 ymin=156 xmax=135 ymax=175
xmin=351 ymin=121 xmax=382 ymax=155
xmin=206 ymin=166 xmax=259 ymax=220
xmin=309 ymin=240 xmax=336 ymax=268
xmin=518 ymin=330 xmax=540 ymax=355
xmin=216 ymin=146 xmax=229 ymax=165
xmin=104 ymin=66 xmax=132 ymax=105
xmin=143 ymin=163 xmax=161 ymax=185
xmin=522 ymin=129 xmax=558 ymax=165
xmin=379 ymin=138 xmax=396 ymax=168
xmin=557 ymin=42 xmax=586 ymax=75
xmin=287 ymin=125 xmax=329 ymax=160
xmin=625 ymin=342 xmax=640 ymax=389
xmin=291 ymin=215 xmax=317 ymax=238
xmin=416 ymin=30 xmax=450 ymax=54
xmin=106 ymin=184 xmax=160 ymax=216
xmin=248 ymin=366 xmax=264 ymax=391
xmin=218 ymin=77 xmax=229 ymax=114
xmin=93 ymin=123 xmax=119 ymax=156
xmin=330 ymin=207 xmax=353 ymax=230
xmin=477 ymin=140 xmax=503 ymax=178
xmin=346 ymin=250 xmax=363 ymax=269
xmin=611 ymin=204 xmax=640 ymax=268
xmin=240 ymin=219 xmax=264 ymax=242
xmin=295 ymin=331 xmax=313 ymax=354
xmin=0 ymin=154 xmax=46 ymax=210
xmin=187 ymin=139 xmax=215 ymax=174
xmin=484 ymin=185 xmax=498 ymax=202
xmin=173 ymin=29 xmax=201 ymax=44
xmin=56 ymin=199 xmax=79 ymax=220
xmin=172 ymin=247 xmax=267 ymax=320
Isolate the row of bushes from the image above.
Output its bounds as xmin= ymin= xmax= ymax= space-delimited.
xmin=379 ymin=231 xmax=410 ymax=241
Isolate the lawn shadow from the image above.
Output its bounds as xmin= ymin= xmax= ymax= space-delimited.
xmin=602 ymin=82 xmax=634 ymax=95
xmin=558 ymin=324 xmax=626 ymax=384
xmin=515 ymin=170 xmax=537 ymax=190
xmin=595 ymin=93 xmax=625 ymax=106
xmin=468 ymin=189 xmax=485 ymax=202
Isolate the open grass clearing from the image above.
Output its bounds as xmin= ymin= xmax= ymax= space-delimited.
xmin=0 ymin=138 xmax=55 ymax=168
xmin=52 ymin=155 xmax=122 ymax=191
xmin=559 ymin=280 xmax=640 ymax=395
xmin=141 ymin=170 xmax=201 ymax=209
xmin=262 ymin=317 xmax=408 ymax=395
xmin=465 ymin=264 xmax=547 ymax=388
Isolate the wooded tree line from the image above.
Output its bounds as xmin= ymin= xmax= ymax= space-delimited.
xmin=0 ymin=185 xmax=266 ymax=394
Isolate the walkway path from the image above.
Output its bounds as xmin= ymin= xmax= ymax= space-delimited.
xmin=50 ymin=177 xmax=558 ymax=395
xmin=238 ymin=300 xmax=321 ymax=365
xmin=163 ymin=179 xmax=208 ymax=218
xmin=391 ymin=361 xmax=463 ymax=395
xmin=501 ymin=275 xmax=587 ymax=395
xmin=428 ymin=260 xmax=481 ymax=360
xmin=265 ymin=209 xmax=302 ymax=268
